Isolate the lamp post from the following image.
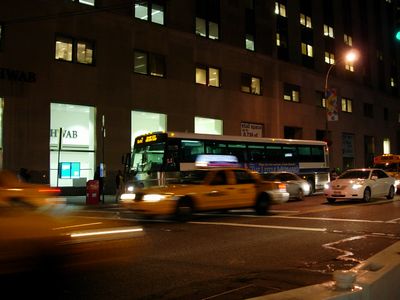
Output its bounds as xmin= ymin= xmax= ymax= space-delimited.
xmin=324 ymin=49 xmax=359 ymax=167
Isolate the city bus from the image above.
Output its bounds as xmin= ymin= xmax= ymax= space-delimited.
xmin=373 ymin=154 xmax=400 ymax=192
xmin=125 ymin=131 xmax=330 ymax=193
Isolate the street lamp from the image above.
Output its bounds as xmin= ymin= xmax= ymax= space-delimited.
xmin=324 ymin=49 xmax=359 ymax=166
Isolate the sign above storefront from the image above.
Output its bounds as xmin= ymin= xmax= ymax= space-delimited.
xmin=0 ymin=67 xmax=36 ymax=83
xmin=241 ymin=122 xmax=263 ymax=137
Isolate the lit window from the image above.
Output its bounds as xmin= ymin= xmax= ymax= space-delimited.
xmin=72 ymin=0 xmax=95 ymax=6
xmin=283 ymin=83 xmax=300 ymax=102
xmin=383 ymin=138 xmax=391 ymax=154
xmin=134 ymin=0 xmax=164 ymax=25
xmin=345 ymin=61 xmax=354 ymax=72
xmin=324 ymin=51 xmax=335 ymax=65
xmin=195 ymin=117 xmax=223 ymax=135
xmin=344 ymin=34 xmax=353 ymax=46
xmin=323 ymin=24 xmax=334 ymax=38
xmin=195 ymin=18 xmax=207 ymax=37
xmin=241 ymin=74 xmax=261 ymax=95
xmin=390 ymin=77 xmax=396 ymax=87
xmin=276 ymin=33 xmax=281 ymax=46
xmin=196 ymin=67 xmax=207 ymax=85
xmin=208 ymin=68 xmax=220 ymax=87
xmin=208 ymin=22 xmax=219 ymax=40
xmin=245 ymin=34 xmax=255 ymax=51
xmin=134 ymin=50 xmax=165 ymax=77
xmin=134 ymin=51 xmax=148 ymax=74
xmin=275 ymin=2 xmax=286 ymax=17
xmin=341 ymin=98 xmax=352 ymax=113
xmin=76 ymin=41 xmax=94 ymax=64
xmin=196 ymin=66 xmax=220 ymax=87
xmin=55 ymin=37 xmax=73 ymax=62
xmin=196 ymin=18 xmax=219 ymax=40
xmin=301 ymin=43 xmax=313 ymax=57
xmin=316 ymin=91 xmax=326 ymax=108
xmin=300 ymin=14 xmax=312 ymax=28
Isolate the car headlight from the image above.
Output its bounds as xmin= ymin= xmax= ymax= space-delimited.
xmin=143 ymin=194 xmax=166 ymax=202
xmin=324 ymin=183 xmax=330 ymax=189
xmin=127 ymin=185 xmax=134 ymax=192
xmin=120 ymin=193 xmax=136 ymax=201
xmin=352 ymin=184 xmax=363 ymax=190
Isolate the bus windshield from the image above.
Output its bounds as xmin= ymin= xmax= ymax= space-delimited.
xmin=132 ymin=142 xmax=166 ymax=173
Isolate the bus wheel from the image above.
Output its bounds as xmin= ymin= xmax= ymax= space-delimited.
xmin=255 ymin=194 xmax=270 ymax=215
xmin=387 ymin=185 xmax=395 ymax=200
xmin=175 ymin=197 xmax=194 ymax=222
xmin=363 ymin=188 xmax=371 ymax=202
xmin=327 ymin=198 xmax=336 ymax=203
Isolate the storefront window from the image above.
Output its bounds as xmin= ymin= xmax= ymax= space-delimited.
xmin=50 ymin=103 xmax=96 ymax=187
xmin=131 ymin=111 xmax=167 ymax=149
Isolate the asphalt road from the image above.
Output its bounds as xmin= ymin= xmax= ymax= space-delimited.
xmin=39 ymin=194 xmax=400 ymax=299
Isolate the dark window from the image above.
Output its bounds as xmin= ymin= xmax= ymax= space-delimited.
xmin=283 ymin=83 xmax=300 ymax=102
xmin=241 ymin=74 xmax=262 ymax=95
xmin=134 ymin=50 xmax=165 ymax=77
xmin=384 ymin=107 xmax=389 ymax=121
xmin=0 ymin=24 xmax=3 ymax=50
xmin=363 ymin=103 xmax=374 ymax=118
xmin=195 ymin=0 xmax=220 ymax=40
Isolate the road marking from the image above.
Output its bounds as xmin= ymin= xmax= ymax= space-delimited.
xmin=189 ymin=221 xmax=327 ymax=232
xmin=386 ymin=218 xmax=400 ymax=223
xmin=269 ymin=215 xmax=386 ymax=224
xmin=201 ymin=284 xmax=255 ymax=300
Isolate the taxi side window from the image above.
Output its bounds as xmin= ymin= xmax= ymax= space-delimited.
xmin=234 ymin=170 xmax=256 ymax=184
xmin=373 ymin=170 xmax=388 ymax=178
xmin=210 ymin=171 xmax=227 ymax=185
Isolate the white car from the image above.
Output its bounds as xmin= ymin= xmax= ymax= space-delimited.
xmin=324 ymin=168 xmax=396 ymax=203
xmin=262 ymin=172 xmax=311 ymax=200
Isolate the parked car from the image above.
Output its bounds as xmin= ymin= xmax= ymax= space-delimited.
xmin=120 ymin=167 xmax=289 ymax=220
xmin=262 ymin=172 xmax=311 ymax=200
xmin=324 ymin=168 xmax=395 ymax=203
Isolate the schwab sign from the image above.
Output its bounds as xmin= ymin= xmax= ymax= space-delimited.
xmin=0 ymin=67 xmax=36 ymax=83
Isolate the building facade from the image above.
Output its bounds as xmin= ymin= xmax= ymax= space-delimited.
xmin=0 ymin=0 xmax=399 ymax=193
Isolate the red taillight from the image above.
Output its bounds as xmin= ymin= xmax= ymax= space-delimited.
xmin=278 ymin=183 xmax=286 ymax=191
xmin=38 ymin=188 xmax=61 ymax=193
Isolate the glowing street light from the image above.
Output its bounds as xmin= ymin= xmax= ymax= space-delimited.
xmin=324 ymin=49 xmax=360 ymax=165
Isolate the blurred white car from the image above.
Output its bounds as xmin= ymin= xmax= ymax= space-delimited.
xmin=262 ymin=172 xmax=311 ymax=200
xmin=324 ymin=168 xmax=395 ymax=203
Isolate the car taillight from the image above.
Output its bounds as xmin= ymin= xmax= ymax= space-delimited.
xmin=38 ymin=187 xmax=61 ymax=194
xmin=278 ymin=183 xmax=286 ymax=192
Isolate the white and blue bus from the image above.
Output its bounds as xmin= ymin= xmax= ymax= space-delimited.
xmin=126 ymin=131 xmax=330 ymax=193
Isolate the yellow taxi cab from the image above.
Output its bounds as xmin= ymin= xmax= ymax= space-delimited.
xmin=373 ymin=154 xmax=400 ymax=193
xmin=120 ymin=167 xmax=289 ymax=220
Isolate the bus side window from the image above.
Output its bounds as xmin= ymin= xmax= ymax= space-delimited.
xmin=165 ymin=143 xmax=179 ymax=171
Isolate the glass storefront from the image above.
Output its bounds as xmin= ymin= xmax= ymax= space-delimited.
xmin=131 ymin=111 xmax=166 ymax=149
xmin=50 ymin=103 xmax=96 ymax=187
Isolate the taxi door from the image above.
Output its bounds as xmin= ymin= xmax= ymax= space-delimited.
xmin=199 ymin=170 xmax=235 ymax=210
xmin=228 ymin=169 xmax=258 ymax=208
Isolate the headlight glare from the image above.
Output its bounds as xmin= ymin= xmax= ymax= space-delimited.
xmin=352 ymin=184 xmax=362 ymax=190
xmin=120 ymin=193 xmax=136 ymax=201
xmin=127 ymin=186 xmax=134 ymax=192
xmin=143 ymin=194 xmax=165 ymax=202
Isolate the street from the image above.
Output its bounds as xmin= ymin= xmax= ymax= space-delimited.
xmin=52 ymin=194 xmax=400 ymax=299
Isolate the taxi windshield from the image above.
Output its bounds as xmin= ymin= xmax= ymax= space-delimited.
xmin=132 ymin=142 xmax=166 ymax=173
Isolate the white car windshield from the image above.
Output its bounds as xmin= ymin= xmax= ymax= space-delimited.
xmin=339 ymin=170 xmax=370 ymax=179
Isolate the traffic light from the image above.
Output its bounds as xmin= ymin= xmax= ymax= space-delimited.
xmin=396 ymin=29 xmax=400 ymax=41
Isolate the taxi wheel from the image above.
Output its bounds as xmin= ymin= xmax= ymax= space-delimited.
xmin=255 ymin=194 xmax=270 ymax=215
xmin=175 ymin=197 xmax=194 ymax=222
xmin=327 ymin=198 xmax=336 ymax=203
xmin=387 ymin=185 xmax=395 ymax=200
xmin=363 ymin=188 xmax=371 ymax=202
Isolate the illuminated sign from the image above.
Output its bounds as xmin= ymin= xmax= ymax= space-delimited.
xmin=136 ymin=134 xmax=158 ymax=145
xmin=196 ymin=155 xmax=239 ymax=167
